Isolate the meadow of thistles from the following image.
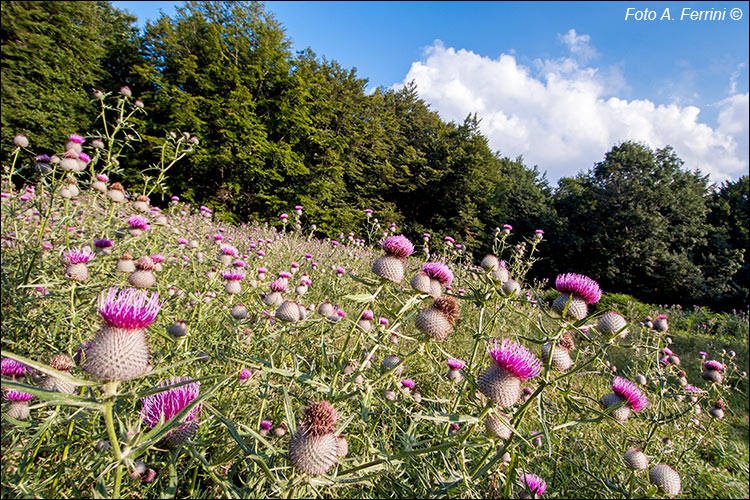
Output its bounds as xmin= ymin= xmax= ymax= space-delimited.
xmin=1 ymin=148 xmax=747 ymax=499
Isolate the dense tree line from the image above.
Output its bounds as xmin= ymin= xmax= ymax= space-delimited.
xmin=1 ymin=1 xmax=747 ymax=310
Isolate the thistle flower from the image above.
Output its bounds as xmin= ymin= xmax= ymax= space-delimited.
xmin=478 ymin=339 xmax=542 ymax=409
xmin=1 ymin=358 xmax=28 ymax=378
xmin=600 ymin=376 xmax=649 ymax=422
xmin=446 ymin=358 xmax=465 ymax=381
xmin=128 ymin=256 xmax=156 ymax=288
xmin=13 ymin=134 xmax=29 ymax=148
xmin=552 ymin=273 xmax=601 ymax=320
xmin=141 ymin=377 xmax=202 ymax=447
xmin=93 ymin=238 xmax=114 ymax=255
xmin=3 ymin=389 xmax=34 ymax=420
xmin=653 ymin=315 xmax=669 ymax=332
xmin=372 ymin=235 xmax=414 ymax=283
xmin=519 ymin=473 xmax=547 ymax=498
xmin=702 ymin=360 xmax=724 ymax=383
xmin=415 ymin=296 xmax=460 ymax=341
xmin=709 ymin=400 xmax=726 ymax=419
xmin=40 ymin=354 xmax=76 ymax=394
xmin=223 ymin=270 xmax=245 ymax=294
xmin=421 ymin=262 xmax=453 ymax=285
xmin=63 ymin=247 xmax=94 ymax=281
xmin=276 ymin=300 xmax=302 ymax=322
xmin=83 ymin=288 xmax=163 ymax=381
xmin=290 ymin=401 xmax=342 ymax=475
xmin=400 ymin=379 xmax=415 ymax=390
xmin=127 ymin=215 xmax=150 ymax=236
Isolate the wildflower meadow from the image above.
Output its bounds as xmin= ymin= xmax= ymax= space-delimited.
xmin=1 ymin=87 xmax=748 ymax=499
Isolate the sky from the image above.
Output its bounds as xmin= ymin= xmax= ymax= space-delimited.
xmin=112 ymin=1 xmax=749 ymax=185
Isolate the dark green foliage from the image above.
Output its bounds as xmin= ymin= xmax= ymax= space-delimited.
xmin=1 ymin=1 xmax=140 ymax=156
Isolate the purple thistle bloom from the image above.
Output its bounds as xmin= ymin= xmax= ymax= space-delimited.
xmin=141 ymin=377 xmax=201 ymax=429
xmin=703 ymin=360 xmax=724 ymax=371
xmin=78 ymin=152 xmax=91 ymax=163
xmin=662 ymin=347 xmax=673 ymax=356
xmin=486 ymin=338 xmax=543 ymax=380
xmin=127 ymin=215 xmax=150 ymax=231
xmin=401 ymin=379 xmax=416 ymax=389
xmin=382 ymin=235 xmax=414 ymax=258
xmin=234 ymin=260 xmax=246 ymax=267
xmin=1 ymin=358 xmax=28 ymax=377
xmin=361 ymin=309 xmax=374 ymax=321
xmin=304 ymin=253 xmax=313 ymax=260
xmin=222 ymin=271 xmax=245 ymax=281
xmin=291 ymin=262 xmax=300 ymax=269
xmin=3 ymin=390 xmax=34 ymax=402
xmin=443 ymin=236 xmax=455 ymax=244
xmin=36 ymin=154 xmax=51 ymax=163
xmin=295 ymin=205 xmax=303 ymax=210
xmin=239 ymin=369 xmax=253 ymax=380
xmin=171 ymin=195 xmax=179 ymax=202
xmin=685 ymin=384 xmax=702 ymax=393
xmin=98 ymin=287 xmax=163 ymax=330
xmin=279 ymin=271 xmax=292 ymax=279
xmin=64 ymin=247 xmax=95 ymax=264
xmin=421 ymin=262 xmax=454 ymax=285
xmin=151 ymin=254 xmax=165 ymax=263
xmin=96 ymin=174 xmax=109 ymax=182
xmin=336 ymin=267 xmax=346 ymax=275
xmin=257 ymin=267 xmax=267 ymax=274
xmin=280 ymin=213 xmax=288 ymax=220
xmin=503 ymin=224 xmax=513 ymax=231
xmin=447 ymin=358 xmax=465 ymax=370
xmin=611 ymin=376 xmax=649 ymax=412
xmin=657 ymin=314 xmax=668 ymax=320
xmin=93 ymin=238 xmax=114 ymax=248
xmin=269 ymin=278 xmax=287 ymax=292
xmin=260 ymin=420 xmax=273 ymax=430
xmin=178 ymin=238 xmax=188 ymax=245
xmin=68 ymin=134 xmax=85 ymax=144
xmin=219 ymin=244 xmax=238 ymax=256
xmin=520 ymin=473 xmax=547 ymax=496
xmin=555 ymin=273 xmax=602 ymax=304
xmin=659 ymin=356 xmax=669 ymax=365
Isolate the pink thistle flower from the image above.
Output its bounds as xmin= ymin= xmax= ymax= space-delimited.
xmin=141 ymin=377 xmax=201 ymax=431
xmin=659 ymin=357 xmax=669 ymax=365
xmin=239 ymin=369 xmax=253 ymax=380
xmin=260 ymin=420 xmax=273 ymax=430
xmin=421 ymin=262 xmax=454 ymax=285
xmin=64 ymin=247 xmax=94 ymax=264
xmin=382 ymin=235 xmax=414 ymax=258
xmin=3 ymin=390 xmax=34 ymax=402
xmin=257 ymin=250 xmax=266 ymax=257
xmin=219 ymin=244 xmax=238 ymax=256
xmin=269 ymin=278 xmax=287 ymax=292
xmin=234 ymin=260 xmax=246 ymax=267
xmin=127 ymin=216 xmax=150 ymax=231
xmin=222 ymin=271 xmax=245 ymax=281
xmin=213 ymin=234 xmax=223 ymax=241
xmin=178 ymin=238 xmax=188 ymax=245
xmin=78 ymin=152 xmax=91 ymax=163
xmin=657 ymin=314 xmax=668 ymax=320
xmin=662 ymin=347 xmax=673 ymax=356
xmin=280 ymin=213 xmax=288 ymax=220
xmin=336 ymin=267 xmax=346 ymax=275
xmin=520 ymin=473 xmax=547 ymax=497
xmin=151 ymin=254 xmax=165 ymax=264
xmin=279 ymin=271 xmax=292 ymax=279
xmin=503 ymin=224 xmax=513 ymax=231
xmin=486 ymin=339 xmax=543 ymax=380
xmin=703 ymin=360 xmax=723 ymax=371
xmin=611 ymin=376 xmax=649 ymax=412
xmin=401 ymin=379 xmax=416 ymax=389
xmin=304 ymin=253 xmax=313 ymax=260
xmin=447 ymin=358 xmax=465 ymax=370
xmin=19 ymin=194 xmax=31 ymax=201
xmin=361 ymin=309 xmax=374 ymax=321
xmin=555 ymin=273 xmax=602 ymax=304
xmin=685 ymin=384 xmax=702 ymax=393
xmin=379 ymin=317 xmax=389 ymax=326
xmin=96 ymin=174 xmax=109 ymax=183
xmin=257 ymin=267 xmax=267 ymax=275
xmin=699 ymin=351 xmax=707 ymax=358
xmin=1 ymin=358 xmax=28 ymax=377
xmin=171 ymin=196 xmax=179 ymax=202
xmin=364 ymin=209 xmax=373 ymax=215
xmin=291 ymin=262 xmax=300 ymax=269
xmin=443 ymin=236 xmax=455 ymax=244
xmin=98 ymin=287 xmax=163 ymax=330
xmin=68 ymin=134 xmax=85 ymax=144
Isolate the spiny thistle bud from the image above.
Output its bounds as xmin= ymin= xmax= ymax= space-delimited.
xmin=415 ymin=296 xmax=460 ymax=341
xmin=289 ymin=401 xmax=340 ymax=476
xmin=648 ymin=464 xmax=681 ymax=496
xmin=382 ymin=355 xmax=404 ymax=376
xmin=276 ymin=300 xmax=301 ymax=322
xmin=480 ymin=254 xmax=499 ymax=271
xmin=702 ymin=360 xmax=724 ymax=383
xmin=540 ymin=331 xmax=575 ymax=371
xmin=502 ymin=279 xmax=521 ymax=297
xmin=133 ymin=195 xmax=150 ymax=212
xmin=168 ymin=320 xmax=188 ymax=338
xmin=709 ymin=400 xmax=726 ymax=419
xmin=231 ymin=304 xmax=248 ymax=320
xmin=623 ymin=448 xmax=649 ymax=470
xmin=653 ymin=315 xmax=669 ymax=332
xmin=40 ymin=354 xmax=76 ymax=394
xmin=128 ymin=256 xmax=156 ymax=288
xmin=597 ymin=311 xmax=629 ymax=338
xmin=484 ymin=410 xmax=512 ymax=440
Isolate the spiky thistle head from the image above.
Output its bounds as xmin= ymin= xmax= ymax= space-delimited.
xmin=447 ymin=358 xmax=465 ymax=370
xmin=222 ymin=270 xmax=245 ymax=281
xmin=611 ymin=376 xmax=649 ymax=412
xmin=98 ymin=287 xmax=163 ymax=330
xmin=421 ymin=262 xmax=453 ymax=285
xmin=1 ymin=358 xmax=28 ymax=377
xmin=269 ymin=278 xmax=287 ymax=292
xmin=3 ymin=390 xmax=34 ymax=402
xmin=381 ymin=235 xmax=414 ymax=259
xmin=50 ymin=354 xmax=74 ymax=372
xmin=141 ymin=377 xmax=202 ymax=429
xmin=127 ymin=215 xmax=150 ymax=231
xmin=520 ymin=473 xmax=547 ymax=497
xmin=135 ymin=256 xmax=155 ymax=271
xmin=401 ymin=379 xmax=416 ymax=389
xmin=432 ymin=296 xmax=460 ymax=324
xmin=63 ymin=247 xmax=94 ymax=264
xmin=703 ymin=360 xmax=723 ymax=371
xmin=219 ymin=244 xmax=238 ymax=256
xmin=486 ymin=339 xmax=543 ymax=380
xmin=558 ymin=331 xmax=575 ymax=351
xmin=300 ymin=401 xmax=338 ymax=437
xmin=93 ymin=238 xmax=114 ymax=249
xmin=555 ymin=273 xmax=602 ymax=304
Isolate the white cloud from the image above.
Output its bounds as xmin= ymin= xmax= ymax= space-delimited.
xmin=394 ymin=39 xmax=749 ymax=184
xmin=558 ymin=29 xmax=598 ymax=62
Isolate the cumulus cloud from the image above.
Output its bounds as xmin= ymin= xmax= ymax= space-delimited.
xmin=558 ymin=29 xmax=598 ymax=62
xmin=394 ymin=39 xmax=749 ymax=184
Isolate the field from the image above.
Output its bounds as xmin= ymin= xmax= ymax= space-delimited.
xmin=1 ymin=165 xmax=748 ymax=499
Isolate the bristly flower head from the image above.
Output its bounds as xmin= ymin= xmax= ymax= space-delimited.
xmin=421 ymin=262 xmax=454 ymax=285
xmin=3 ymin=390 xmax=34 ymax=402
xmin=239 ymin=368 xmax=253 ymax=380
xmin=520 ymin=473 xmax=547 ymax=496
xmin=269 ymin=278 xmax=287 ymax=292
xmin=68 ymin=134 xmax=85 ymax=144
xmin=222 ymin=270 xmax=245 ymax=281
xmin=486 ymin=338 xmax=543 ymax=380
xmin=127 ymin=215 xmax=150 ymax=231
xmin=381 ymin=235 xmax=414 ymax=258
xmin=611 ymin=376 xmax=649 ymax=412
xmin=64 ymin=247 xmax=94 ymax=264
xmin=555 ymin=273 xmax=602 ymax=304
xmin=93 ymin=238 xmax=114 ymax=248
xmin=98 ymin=287 xmax=163 ymax=330
xmin=219 ymin=244 xmax=238 ymax=256
xmin=1 ymin=358 xmax=28 ymax=377
xmin=447 ymin=358 xmax=465 ymax=370
xmin=401 ymin=379 xmax=416 ymax=389
xmin=684 ymin=384 xmax=702 ymax=393
xmin=141 ymin=377 xmax=202 ymax=428
xmin=703 ymin=360 xmax=723 ymax=371
xmin=301 ymin=400 xmax=338 ymax=437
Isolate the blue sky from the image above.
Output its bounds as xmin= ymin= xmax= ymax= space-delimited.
xmin=112 ymin=1 xmax=749 ymax=184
